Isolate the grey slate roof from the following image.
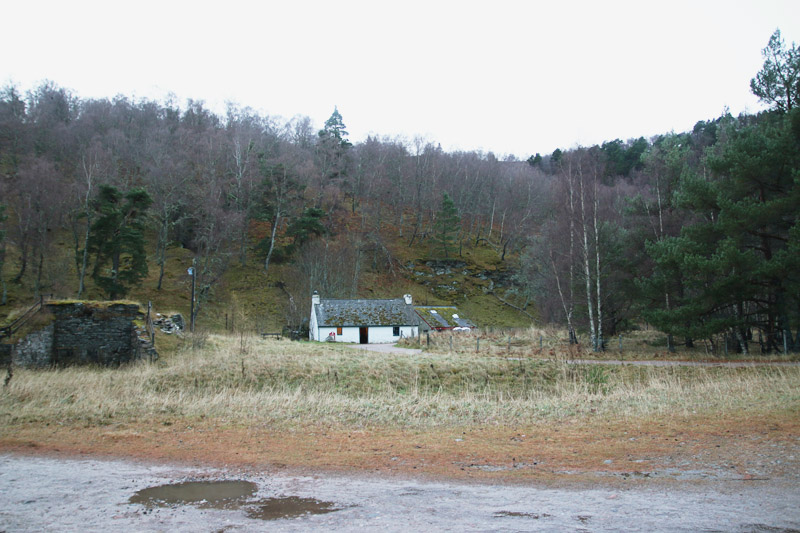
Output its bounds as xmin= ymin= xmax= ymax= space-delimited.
xmin=414 ymin=306 xmax=476 ymax=329
xmin=314 ymin=299 xmax=420 ymax=327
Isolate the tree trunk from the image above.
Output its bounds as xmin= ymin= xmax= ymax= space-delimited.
xmin=592 ymin=175 xmax=603 ymax=351
xmin=264 ymin=212 xmax=281 ymax=277
xmin=579 ymin=168 xmax=596 ymax=350
xmin=488 ymin=198 xmax=495 ymax=241
xmin=109 ymin=249 xmax=121 ymax=300
xmin=156 ymin=215 xmax=169 ymax=290
xmin=78 ymin=155 xmax=94 ymax=297
xmin=13 ymin=242 xmax=27 ymax=283
xmin=550 ymin=250 xmax=576 ymax=344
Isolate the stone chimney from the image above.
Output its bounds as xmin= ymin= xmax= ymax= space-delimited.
xmin=403 ymin=294 xmax=413 ymax=305
xmin=312 ymin=291 xmax=320 ymax=305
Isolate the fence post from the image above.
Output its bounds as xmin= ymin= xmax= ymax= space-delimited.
xmin=449 ymin=335 xmax=453 ymax=351
xmin=476 ymin=337 xmax=480 ymax=353
xmin=619 ymin=334 xmax=623 ymax=351
xmin=426 ymin=332 xmax=430 ymax=346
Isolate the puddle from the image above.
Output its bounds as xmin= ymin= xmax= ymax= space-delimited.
xmin=130 ymin=480 xmax=343 ymax=521
xmin=130 ymin=480 xmax=257 ymax=509
xmin=246 ymin=497 xmax=341 ymax=520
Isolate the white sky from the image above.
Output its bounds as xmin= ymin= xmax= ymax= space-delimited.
xmin=2 ymin=0 xmax=799 ymax=158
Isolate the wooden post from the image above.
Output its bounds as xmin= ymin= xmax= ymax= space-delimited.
xmin=450 ymin=335 xmax=453 ymax=351
xmin=618 ymin=334 xmax=622 ymax=351
xmin=476 ymin=337 xmax=480 ymax=353
xmin=426 ymin=332 xmax=430 ymax=346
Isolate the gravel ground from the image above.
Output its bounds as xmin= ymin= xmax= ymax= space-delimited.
xmin=2 ymin=454 xmax=799 ymax=532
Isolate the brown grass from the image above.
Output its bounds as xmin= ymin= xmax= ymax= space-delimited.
xmin=403 ymin=326 xmax=800 ymax=362
xmin=1 ymin=332 xmax=797 ymax=483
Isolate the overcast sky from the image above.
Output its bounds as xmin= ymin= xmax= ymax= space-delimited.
xmin=2 ymin=0 xmax=798 ymax=158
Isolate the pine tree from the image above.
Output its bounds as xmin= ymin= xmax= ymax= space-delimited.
xmin=750 ymin=29 xmax=800 ymax=112
xmin=88 ymin=185 xmax=152 ymax=300
xmin=644 ymin=111 xmax=800 ymax=352
xmin=433 ymin=193 xmax=460 ymax=259
xmin=317 ymin=107 xmax=352 ymax=182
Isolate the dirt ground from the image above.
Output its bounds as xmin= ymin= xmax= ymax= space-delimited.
xmin=2 ymin=452 xmax=799 ymax=532
xmin=3 ymin=414 xmax=798 ymax=485
xmin=2 ymin=413 xmax=800 ymax=530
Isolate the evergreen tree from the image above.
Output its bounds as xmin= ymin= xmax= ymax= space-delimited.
xmin=750 ymin=29 xmax=800 ymax=112
xmin=88 ymin=185 xmax=152 ymax=300
xmin=286 ymin=207 xmax=326 ymax=252
xmin=317 ymin=107 xmax=352 ymax=182
xmin=433 ymin=192 xmax=460 ymax=259
xmin=644 ymin=111 xmax=800 ymax=352
xmin=526 ymin=153 xmax=542 ymax=167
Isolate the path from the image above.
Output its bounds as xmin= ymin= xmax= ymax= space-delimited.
xmin=1 ymin=454 xmax=798 ymax=532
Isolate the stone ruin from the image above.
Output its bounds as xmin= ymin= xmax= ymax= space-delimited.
xmin=7 ymin=301 xmax=159 ymax=367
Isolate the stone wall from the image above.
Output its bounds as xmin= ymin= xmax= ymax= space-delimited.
xmin=12 ymin=324 xmax=54 ymax=367
xmin=11 ymin=302 xmax=157 ymax=367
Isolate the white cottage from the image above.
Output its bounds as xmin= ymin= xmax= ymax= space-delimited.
xmin=309 ymin=292 xmax=419 ymax=343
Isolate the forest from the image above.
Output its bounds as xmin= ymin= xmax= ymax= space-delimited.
xmin=0 ymin=30 xmax=798 ymax=354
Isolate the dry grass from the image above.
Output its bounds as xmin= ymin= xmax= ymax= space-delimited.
xmin=401 ymin=326 xmax=800 ymax=362
xmin=1 ymin=333 xmax=798 ymax=432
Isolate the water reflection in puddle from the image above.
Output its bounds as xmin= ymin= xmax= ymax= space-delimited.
xmin=130 ymin=480 xmax=343 ymax=521
xmin=130 ymin=480 xmax=257 ymax=508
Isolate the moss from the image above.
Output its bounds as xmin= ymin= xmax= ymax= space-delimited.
xmin=3 ymin=308 xmax=57 ymax=341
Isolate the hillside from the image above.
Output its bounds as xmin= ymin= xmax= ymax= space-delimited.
xmin=0 ymin=218 xmax=532 ymax=335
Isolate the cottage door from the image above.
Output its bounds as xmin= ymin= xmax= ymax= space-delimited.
xmin=359 ymin=327 xmax=368 ymax=344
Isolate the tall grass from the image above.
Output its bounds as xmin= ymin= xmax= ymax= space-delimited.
xmin=402 ymin=326 xmax=800 ymax=361
xmin=1 ymin=333 xmax=798 ymax=429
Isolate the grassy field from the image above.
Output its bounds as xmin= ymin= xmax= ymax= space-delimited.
xmin=2 ymin=332 xmax=797 ymax=430
xmin=406 ymin=326 xmax=800 ymax=362
xmin=2 ymin=332 xmax=798 ymax=483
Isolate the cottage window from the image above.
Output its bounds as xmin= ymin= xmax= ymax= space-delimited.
xmin=393 ymin=326 xmax=400 ymax=336
xmin=337 ymin=326 xmax=343 ymax=335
